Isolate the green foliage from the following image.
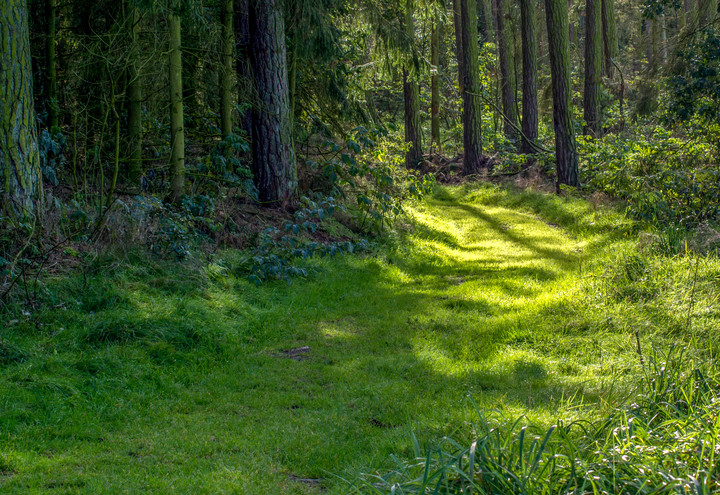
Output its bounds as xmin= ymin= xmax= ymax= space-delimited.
xmin=357 ymin=350 xmax=720 ymax=495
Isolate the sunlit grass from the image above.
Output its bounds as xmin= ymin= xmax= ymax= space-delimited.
xmin=0 ymin=183 xmax=715 ymax=493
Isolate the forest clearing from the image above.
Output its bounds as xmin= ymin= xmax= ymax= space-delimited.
xmin=2 ymin=0 xmax=720 ymax=492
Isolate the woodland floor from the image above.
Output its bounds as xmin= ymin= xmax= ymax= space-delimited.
xmin=2 ymin=183 xmax=695 ymax=494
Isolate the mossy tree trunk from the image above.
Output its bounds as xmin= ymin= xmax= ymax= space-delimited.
xmin=249 ymin=0 xmax=297 ymax=207
xmin=545 ymin=0 xmax=579 ymax=189
xmin=403 ymin=0 xmax=423 ymax=168
xmin=520 ymin=0 xmax=539 ymax=154
xmin=584 ymin=0 xmax=603 ymax=137
xmin=1 ymin=0 xmax=43 ymax=219
xmin=220 ymin=0 xmax=234 ymax=138
xmin=168 ymin=2 xmax=185 ymax=201
xmin=460 ymin=0 xmax=485 ymax=173
xmin=127 ymin=0 xmax=143 ymax=184
xmin=493 ymin=0 xmax=519 ymax=141
xmin=453 ymin=0 xmax=466 ymax=96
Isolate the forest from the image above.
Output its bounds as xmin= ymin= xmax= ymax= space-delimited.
xmin=2 ymin=0 xmax=720 ymax=492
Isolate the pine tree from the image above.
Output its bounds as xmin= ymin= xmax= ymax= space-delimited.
xmin=494 ymin=0 xmax=519 ymax=140
xmin=460 ymin=0 xmax=485 ymax=173
xmin=403 ymin=0 xmax=423 ymax=168
xmin=249 ymin=0 xmax=297 ymax=206
xmin=545 ymin=0 xmax=579 ymax=188
xmin=520 ymin=0 xmax=539 ymax=154
xmin=168 ymin=1 xmax=185 ymax=201
xmin=1 ymin=0 xmax=43 ymax=219
xmin=584 ymin=0 xmax=603 ymax=136
xmin=127 ymin=0 xmax=143 ymax=184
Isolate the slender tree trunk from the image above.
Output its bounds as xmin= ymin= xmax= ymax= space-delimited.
xmin=520 ymin=0 xmax=538 ymax=154
xmin=168 ymin=3 xmax=185 ymax=201
xmin=403 ymin=0 xmax=423 ymax=168
xmin=221 ymin=0 xmax=235 ymax=138
xmin=493 ymin=0 xmax=519 ymax=141
xmin=460 ymin=0 xmax=485 ymax=173
xmin=584 ymin=0 xmax=602 ymax=137
xmin=127 ymin=0 xmax=143 ymax=184
xmin=601 ymin=0 xmax=618 ymax=78
xmin=431 ymin=19 xmax=441 ymax=152
xmin=47 ymin=0 xmax=58 ymax=129
xmin=1 ymin=0 xmax=43 ymax=219
xmin=477 ymin=0 xmax=489 ymax=41
xmin=453 ymin=0 xmax=466 ymax=96
xmin=235 ymin=0 xmax=252 ymax=138
xmin=249 ymin=0 xmax=297 ymax=206
xmin=545 ymin=0 xmax=579 ymax=189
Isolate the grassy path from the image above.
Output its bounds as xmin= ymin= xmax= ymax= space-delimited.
xmin=1 ymin=185 xmax=634 ymax=493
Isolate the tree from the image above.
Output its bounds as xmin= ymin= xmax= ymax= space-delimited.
xmin=584 ymin=0 xmax=603 ymax=137
xmin=249 ymin=0 xmax=297 ymax=206
xmin=403 ymin=0 xmax=423 ymax=168
xmin=1 ymin=0 xmax=43 ymax=219
xmin=168 ymin=0 xmax=185 ymax=201
xmin=493 ymin=0 xmax=519 ymax=141
xmin=220 ymin=0 xmax=235 ymax=138
xmin=601 ymin=0 xmax=618 ymax=77
xmin=127 ymin=0 xmax=143 ymax=184
xmin=459 ymin=0 xmax=485 ymax=173
xmin=47 ymin=0 xmax=59 ymax=129
xmin=453 ymin=0 xmax=466 ymax=95
xmin=520 ymin=0 xmax=539 ymax=154
xmin=430 ymin=16 xmax=441 ymax=152
xmin=545 ymin=0 xmax=579 ymax=188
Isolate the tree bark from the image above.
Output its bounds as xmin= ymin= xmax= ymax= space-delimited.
xmin=221 ymin=0 xmax=235 ymax=138
xmin=493 ymin=0 xmax=520 ymax=141
xmin=520 ymin=0 xmax=539 ymax=154
xmin=431 ymin=19 xmax=441 ymax=152
xmin=235 ymin=0 xmax=252 ymax=137
xmin=601 ymin=0 xmax=618 ymax=78
xmin=460 ymin=0 xmax=485 ymax=173
xmin=127 ymin=0 xmax=143 ymax=184
xmin=545 ymin=0 xmax=579 ymax=189
xmin=403 ymin=0 xmax=423 ymax=168
xmin=249 ymin=0 xmax=297 ymax=206
xmin=584 ymin=0 xmax=602 ymax=137
xmin=168 ymin=2 xmax=185 ymax=201
xmin=1 ymin=0 xmax=43 ymax=219
xmin=453 ymin=0 xmax=466 ymax=96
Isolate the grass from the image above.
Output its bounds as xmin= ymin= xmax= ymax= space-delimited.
xmin=0 ymin=183 xmax=717 ymax=493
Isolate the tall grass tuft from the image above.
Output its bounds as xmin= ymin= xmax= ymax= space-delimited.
xmin=356 ymin=348 xmax=720 ymax=494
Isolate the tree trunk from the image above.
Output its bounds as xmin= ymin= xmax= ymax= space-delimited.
xmin=453 ymin=0 xmax=466 ymax=96
xmin=601 ymin=0 xmax=618 ymax=78
xmin=235 ymin=0 xmax=252 ymax=137
xmin=520 ymin=0 xmax=539 ymax=154
xmin=584 ymin=0 xmax=602 ymax=137
xmin=221 ymin=0 xmax=235 ymax=138
xmin=493 ymin=0 xmax=519 ymax=141
xmin=477 ymin=0 xmax=489 ymax=41
xmin=249 ymin=0 xmax=297 ymax=207
xmin=460 ymin=0 xmax=485 ymax=173
xmin=403 ymin=0 xmax=423 ymax=168
xmin=545 ymin=0 xmax=579 ymax=189
xmin=431 ymin=19 xmax=441 ymax=152
xmin=168 ymin=3 xmax=185 ymax=201
xmin=47 ymin=0 xmax=58 ymax=129
xmin=127 ymin=0 xmax=143 ymax=184
xmin=1 ymin=0 xmax=43 ymax=219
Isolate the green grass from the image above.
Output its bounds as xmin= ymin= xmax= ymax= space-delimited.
xmin=0 ymin=184 xmax=716 ymax=493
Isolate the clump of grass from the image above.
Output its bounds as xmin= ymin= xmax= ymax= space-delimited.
xmin=355 ymin=348 xmax=720 ymax=494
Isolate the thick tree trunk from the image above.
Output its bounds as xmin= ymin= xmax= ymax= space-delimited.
xmin=249 ymin=0 xmax=297 ymax=207
xmin=168 ymin=3 xmax=185 ymax=201
xmin=545 ymin=0 xmax=579 ymax=189
xmin=493 ymin=0 xmax=519 ymax=141
xmin=127 ymin=0 xmax=143 ymax=184
xmin=584 ymin=0 xmax=602 ymax=137
xmin=403 ymin=0 xmax=423 ymax=168
xmin=1 ymin=0 xmax=43 ymax=219
xmin=520 ymin=0 xmax=539 ymax=154
xmin=220 ymin=0 xmax=235 ymax=138
xmin=601 ymin=0 xmax=619 ymax=78
xmin=431 ymin=20 xmax=441 ymax=152
xmin=47 ymin=0 xmax=58 ymax=129
xmin=453 ymin=0 xmax=466 ymax=96
xmin=460 ymin=0 xmax=485 ymax=173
